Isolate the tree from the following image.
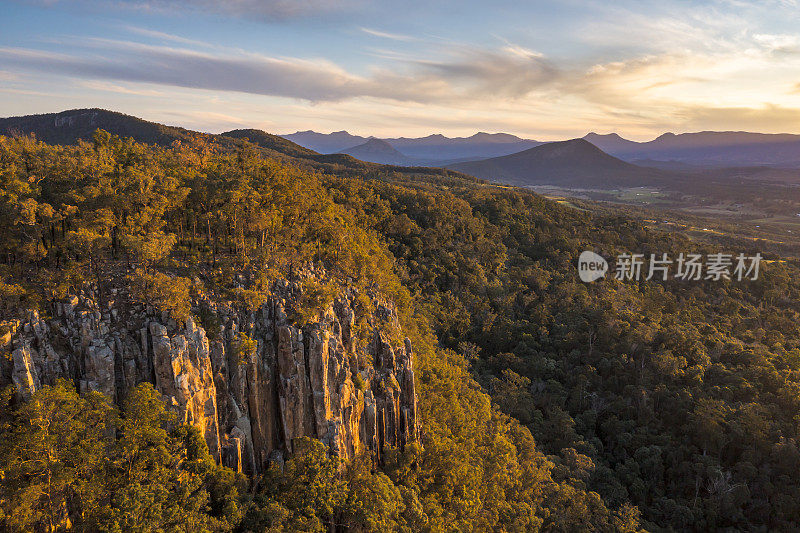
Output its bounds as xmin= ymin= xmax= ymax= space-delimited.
xmin=343 ymin=455 xmax=404 ymax=532
xmin=0 ymin=381 xmax=114 ymax=533
xmin=242 ymin=437 xmax=357 ymax=532
xmin=128 ymin=269 xmax=192 ymax=322
xmin=102 ymin=383 xmax=218 ymax=532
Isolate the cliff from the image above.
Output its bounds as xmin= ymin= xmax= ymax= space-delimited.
xmin=0 ymin=274 xmax=419 ymax=475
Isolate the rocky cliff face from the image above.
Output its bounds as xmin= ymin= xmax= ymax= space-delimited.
xmin=0 ymin=275 xmax=419 ymax=475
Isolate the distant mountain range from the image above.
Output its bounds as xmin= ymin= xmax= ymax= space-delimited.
xmin=3 ymin=109 xmax=799 ymax=193
xmin=583 ymin=131 xmax=800 ymax=168
xmin=284 ymin=128 xmax=800 ymax=168
xmin=282 ymin=130 xmax=366 ymax=154
xmin=283 ymin=130 xmax=542 ymax=164
xmin=387 ymin=133 xmax=542 ymax=161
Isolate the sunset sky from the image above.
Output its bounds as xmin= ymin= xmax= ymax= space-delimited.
xmin=2 ymin=0 xmax=799 ymax=140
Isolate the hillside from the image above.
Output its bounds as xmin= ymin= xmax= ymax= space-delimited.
xmin=0 ymin=109 xmax=332 ymax=163
xmin=583 ymin=132 xmax=643 ymax=155
xmin=449 ymin=138 xmax=671 ymax=188
xmin=0 ymin=129 xmax=637 ymax=532
xmin=0 ymin=108 xmax=201 ymax=145
xmin=0 ymin=109 xmax=484 ymax=189
xmin=220 ymin=128 xmax=320 ymax=158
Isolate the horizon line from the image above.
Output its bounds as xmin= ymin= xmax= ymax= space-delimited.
xmin=4 ymin=107 xmax=800 ymax=144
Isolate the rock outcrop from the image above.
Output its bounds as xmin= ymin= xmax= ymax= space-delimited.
xmin=0 ymin=275 xmax=419 ymax=475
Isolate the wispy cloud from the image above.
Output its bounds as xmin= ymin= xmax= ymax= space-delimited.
xmin=39 ymin=0 xmax=362 ymax=20
xmin=123 ymin=26 xmax=215 ymax=48
xmin=0 ymin=39 xmax=563 ymax=103
xmin=752 ymin=33 xmax=800 ymax=54
xmin=360 ymin=27 xmax=416 ymax=41
xmin=677 ymin=103 xmax=800 ymax=132
xmin=76 ymin=79 xmax=168 ymax=96
xmin=411 ymin=45 xmax=559 ymax=98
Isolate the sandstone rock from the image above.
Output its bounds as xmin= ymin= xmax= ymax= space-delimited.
xmin=12 ymin=344 xmax=40 ymax=400
xmin=83 ymin=339 xmax=115 ymax=398
xmin=1 ymin=275 xmax=420 ymax=473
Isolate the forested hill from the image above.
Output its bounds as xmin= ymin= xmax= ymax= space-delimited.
xmin=1 ymin=115 xmax=800 ymax=531
xmin=0 ymin=108 xmax=199 ymax=146
xmin=1 ymin=108 xmax=481 ymax=185
xmin=0 ymin=128 xmax=638 ymax=532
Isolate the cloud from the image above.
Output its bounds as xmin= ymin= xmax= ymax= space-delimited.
xmin=676 ymin=104 xmax=800 ymax=132
xmin=8 ymin=0 xmax=800 ymax=138
xmin=76 ymin=79 xmax=168 ymax=96
xmin=6 ymin=28 xmax=799 ymax=137
xmin=0 ymin=40 xmax=563 ymax=104
xmin=360 ymin=27 xmax=416 ymax=41
xmin=576 ymin=7 xmax=740 ymax=54
xmin=39 ymin=0 xmax=361 ymax=20
xmin=0 ymin=87 xmax=58 ymax=97
xmin=123 ymin=27 xmax=215 ymax=48
xmin=0 ymin=44 xmax=379 ymax=101
xmin=411 ymin=45 xmax=559 ymax=98
xmin=752 ymin=33 xmax=800 ymax=54
xmin=715 ymin=0 xmax=797 ymax=8
xmin=152 ymin=0 xmax=360 ymax=19
xmin=571 ymin=28 xmax=800 ymax=108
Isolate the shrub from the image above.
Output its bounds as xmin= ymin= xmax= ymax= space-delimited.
xmin=234 ymin=332 xmax=257 ymax=365
xmin=128 ymin=269 xmax=191 ymax=322
xmin=353 ymin=372 xmax=367 ymax=392
xmin=294 ymin=278 xmax=338 ymax=325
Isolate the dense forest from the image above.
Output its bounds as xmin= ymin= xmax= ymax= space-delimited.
xmin=1 ymin=129 xmax=799 ymax=531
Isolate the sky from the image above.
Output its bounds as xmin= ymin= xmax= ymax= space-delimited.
xmin=1 ymin=0 xmax=800 ymax=140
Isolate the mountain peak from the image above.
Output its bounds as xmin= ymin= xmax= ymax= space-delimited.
xmin=281 ymin=130 xmax=366 ymax=153
xmin=468 ymin=132 xmax=524 ymax=143
xmin=585 ymin=132 xmax=624 ymax=140
xmin=448 ymin=138 xmax=658 ymax=188
xmin=534 ymin=138 xmax=605 ymax=158
xmin=582 ymin=132 xmax=642 ymax=156
xmin=338 ymin=137 xmax=413 ymax=165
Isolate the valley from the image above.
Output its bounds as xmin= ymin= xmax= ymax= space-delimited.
xmin=280 ymin=127 xmax=800 ymax=259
